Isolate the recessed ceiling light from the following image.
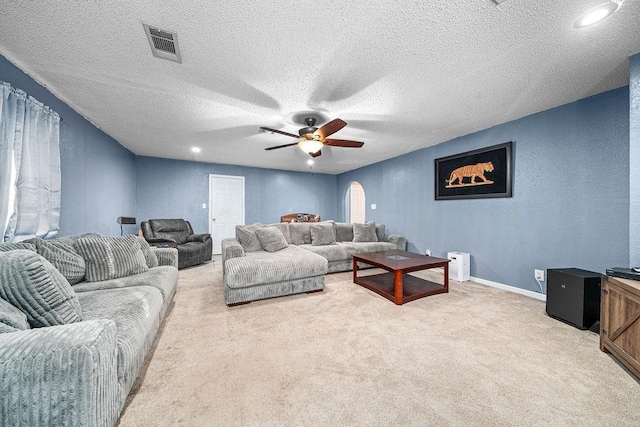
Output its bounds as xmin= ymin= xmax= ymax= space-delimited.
xmin=574 ymin=2 xmax=619 ymax=28
xmin=191 ymin=147 xmax=201 ymax=153
xmin=307 ymin=159 xmax=314 ymax=165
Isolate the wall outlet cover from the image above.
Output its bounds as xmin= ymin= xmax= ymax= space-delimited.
xmin=371 ymin=204 xmax=376 ymax=210
xmin=535 ymin=269 xmax=545 ymax=281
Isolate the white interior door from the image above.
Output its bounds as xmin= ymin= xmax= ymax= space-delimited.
xmin=209 ymin=174 xmax=245 ymax=255
xmin=350 ymin=182 xmax=366 ymax=223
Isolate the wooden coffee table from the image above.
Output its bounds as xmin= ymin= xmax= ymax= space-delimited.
xmin=353 ymin=250 xmax=450 ymax=305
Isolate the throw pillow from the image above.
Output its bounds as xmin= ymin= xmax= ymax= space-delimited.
xmin=310 ymin=223 xmax=337 ymax=246
xmin=0 ymin=323 xmax=18 ymax=334
xmin=24 ymin=237 xmax=86 ymax=285
xmin=0 ymin=242 xmax=36 ymax=252
xmin=235 ymin=223 xmax=263 ymax=252
xmin=137 ymin=237 xmax=159 ymax=268
xmin=289 ymin=223 xmax=313 ymax=245
xmin=266 ymin=222 xmax=291 ymax=244
xmin=0 ymin=250 xmax=83 ymax=327
xmin=75 ymin=235 xmax=149 ymax=282
xmin=353 ymin=222 xmax=378 ymax=242
xmin=0 ymin=297 xmax=30 ymax=331
xmin=255 ymin=226 xmax=288 ymax=252
xmin=334 ymin=223 xmax=354 ymax=242
xmin=375 ymin=223 xmax=386 ymax=242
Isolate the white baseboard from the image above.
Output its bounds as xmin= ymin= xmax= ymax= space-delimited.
xmin=469 ymin=276 xmax=547 ymax=301
xmin=414 ymin=267 xmax=547 ymax=301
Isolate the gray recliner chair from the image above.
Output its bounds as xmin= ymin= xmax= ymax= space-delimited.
xmin=141 ymin=219 xmax=212 ymax=269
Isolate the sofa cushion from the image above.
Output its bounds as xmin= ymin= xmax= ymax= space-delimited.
xmin=235 ymin=223 xmax=263 ymax=252
xmin=267 ymin=222 xmax=291 ymax=244
xmin=0 ymin=242 xmax=36 ymax=252
xmin=137 ymin=237 xmax=159 ymax=268
xmin=0 ymin=297 xmax=30 ymax=331
xmin=353 ymin=222 xmax=379 ymax=242
xmin=334 ymin=223 xmax=354 ymax=242
xmin=78 ymin=285 xmax=163 ymax=398
xmin=255 ymin=226 xmax=288 ymax=252
xmin=298 ymin=243 xmax=357 ymax=262
xmin=0 ymin=250 xmax=83 ymax=327
xmin=289 ymin=223 xmax=313 ymax=245
xmin=225 ymin=246 xmax=327 ymax=289
xmin=344 ymin=241 xmax=397 ymax=253
xmin=25 ymin=237 xmax=86 ymax=285
xmin=75 ymin=235 xmax=149 ymax=282
xmin=310 ymin=223 xmax=336 ymax=246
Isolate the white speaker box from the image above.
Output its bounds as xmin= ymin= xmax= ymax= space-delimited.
xmin=447 ymin=252 xmax=470 ymax=282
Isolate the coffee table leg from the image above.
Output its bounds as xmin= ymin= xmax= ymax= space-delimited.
xmin=353 ymin=257 xmax=357 ymax=283
xmin=394 ymin=269 xmax=403 ymax=305
xmin=444 ymin=262 xmax=449 ymax=292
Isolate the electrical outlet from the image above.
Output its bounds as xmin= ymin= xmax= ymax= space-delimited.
xmin=425 ymin=249 xmax=431 ymax=256
xmin=535 ymin=269 xmax=545 ymax=281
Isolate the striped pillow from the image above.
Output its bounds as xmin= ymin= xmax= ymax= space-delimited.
xmin=25 ymin=237 xmax=86 ymax=284
xmin=0 ymin=297 xmax=30 ymax=331
xmin=75 ymin=235 xmax=149 ymax=282
xmin=137 ymin=237 xmax=159 ymax=268
xmin=0 ymin=242 xmax=36 ymax=252
xmin=0 ymin=250 xmax=83 ymax=327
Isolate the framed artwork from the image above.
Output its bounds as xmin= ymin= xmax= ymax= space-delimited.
xmin=434 ymin=141 xmax=512 ymax=200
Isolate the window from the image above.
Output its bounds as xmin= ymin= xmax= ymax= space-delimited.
xmin=1 ymin=80 xmax=61 ymax=241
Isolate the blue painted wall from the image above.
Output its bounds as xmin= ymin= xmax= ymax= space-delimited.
xmin=630 ymin=53 xmax=640 ymax=266
xmin=135 ymin=156 xmax=337 ymax=233
xmin=338 ymin=87 xmax=630 ymax=294
xmin=0 ymin=55 xmax=136 ymax=237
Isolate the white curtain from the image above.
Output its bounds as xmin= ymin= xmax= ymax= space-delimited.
xmin=0 ymin=80 xmax=61 ymax=242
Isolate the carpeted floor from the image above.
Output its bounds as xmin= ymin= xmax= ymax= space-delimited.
xmin=118 ymin=258 xmax=640 ymax=426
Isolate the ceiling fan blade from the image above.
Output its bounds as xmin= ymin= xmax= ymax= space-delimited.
xmin=259 ymin=127 xmax=299 ymax=139
xmin=265 ymin=142 xmax=299 ymax=151
xmin=310 ymin=150 xmax=322 ymax=158
xmin=314 ymin=118 xmax=347 ymax=140
xmin=323 ymin=139 xmax=364 ymax=148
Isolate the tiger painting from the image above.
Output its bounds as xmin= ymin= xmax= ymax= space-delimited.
xmin=445 ymin=162 xmax=494 ymax=187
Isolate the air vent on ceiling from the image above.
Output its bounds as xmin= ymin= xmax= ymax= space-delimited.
xmin=143 ymin=23 xmax=182 ymax=63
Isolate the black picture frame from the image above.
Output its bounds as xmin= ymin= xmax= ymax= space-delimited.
xmin=434 ymin=142 xmax=512 ymax=200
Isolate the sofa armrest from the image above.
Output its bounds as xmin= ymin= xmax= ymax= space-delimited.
xmin=385 ymin=234 xmax=407 ymax=251
xmin=152 ymin=247 xmax=179 ymax=268
xmin=0 ymin=319 xmax=120 ymax=427
xmin=187 ymin=233 xmax=211 ymax=243
xmin=146 ymin=237 xmax=177 ymax=245
xmin=221 ymin=238 xmax=244 ymax=267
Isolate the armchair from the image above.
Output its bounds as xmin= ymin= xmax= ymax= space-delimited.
xmin=141 ymin=219 xmax=212 ymax=269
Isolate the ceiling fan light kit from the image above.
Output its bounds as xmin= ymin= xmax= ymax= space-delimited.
xmin=261 ymin=116 xmax=364 ymax=159
xmin=298 ymin=139 xmax=324 ymax=154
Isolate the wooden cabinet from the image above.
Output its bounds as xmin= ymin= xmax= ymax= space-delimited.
xmin=280 ymin=213 xmax=320 ymax=223
xmin=600 ymin=275 xmax=640 ymax=380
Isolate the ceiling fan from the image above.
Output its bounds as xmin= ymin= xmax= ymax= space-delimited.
xmin=260 ymin=118 xmax=364 ymax=158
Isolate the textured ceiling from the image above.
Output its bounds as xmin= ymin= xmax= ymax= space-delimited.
xmin=1 ymin=1 xmax=639 ymax=174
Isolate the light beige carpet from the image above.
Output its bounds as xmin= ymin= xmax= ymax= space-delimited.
xmin=118 ymin=258 xmax=640 ymax=426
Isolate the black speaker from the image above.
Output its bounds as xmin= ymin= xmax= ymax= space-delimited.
xmin=117 ymin=217 xmax=136 ymax=224
xmin=546 ymin=268 xmax=602 ymax=330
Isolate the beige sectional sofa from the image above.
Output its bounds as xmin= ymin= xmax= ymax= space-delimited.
xmin=222 ymin=221 xmax=406 ymax=306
